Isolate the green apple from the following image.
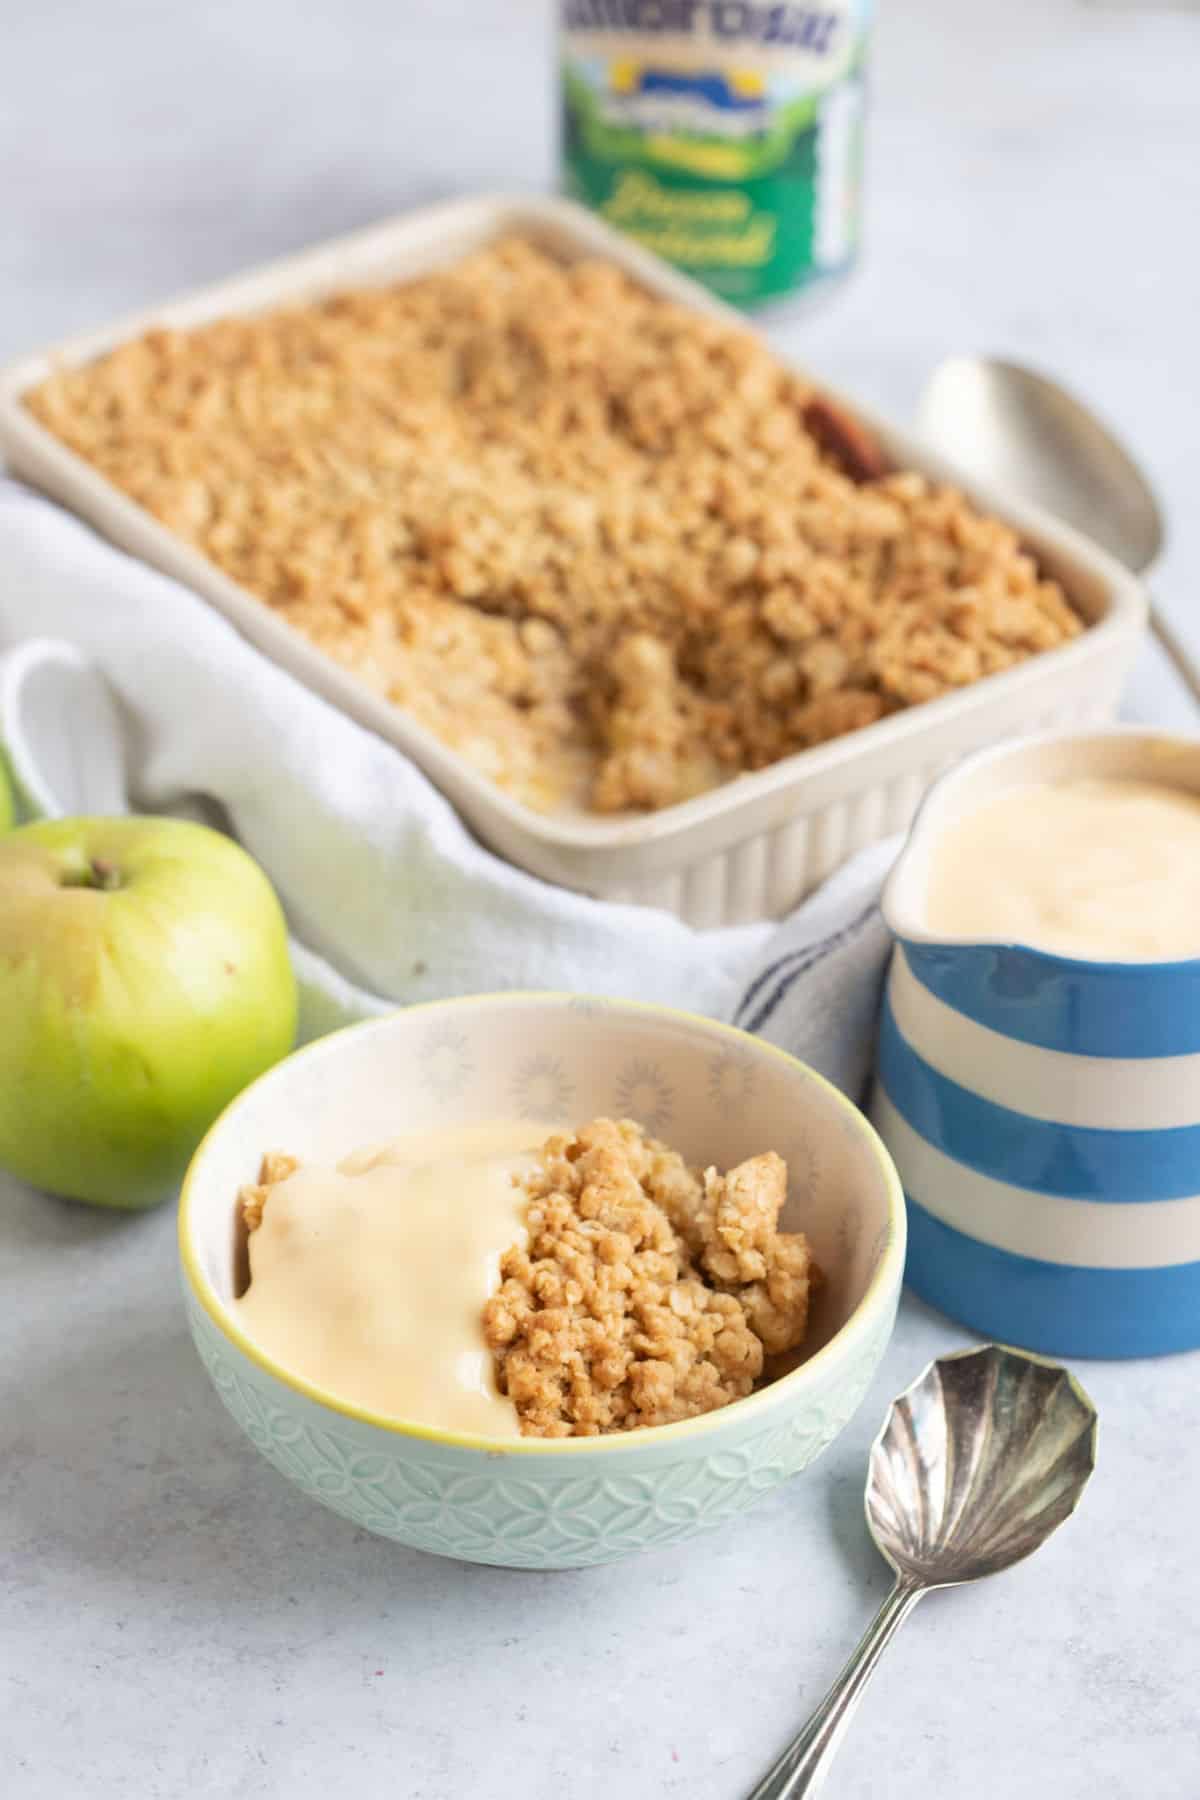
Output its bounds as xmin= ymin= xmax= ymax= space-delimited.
xmin=0 ymin=815 xmax=298 ymax=1208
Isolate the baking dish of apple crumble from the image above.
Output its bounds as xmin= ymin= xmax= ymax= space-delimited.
xmin=0 ymin=196 xmax=1146 ymax=923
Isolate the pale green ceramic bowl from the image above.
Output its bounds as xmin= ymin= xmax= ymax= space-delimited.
xmin=179 ymin=994 xmax=905 ymax=1569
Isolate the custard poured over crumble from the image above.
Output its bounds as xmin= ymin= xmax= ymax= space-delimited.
xmin=240 ymin=1116 xmax=818 ymax=1439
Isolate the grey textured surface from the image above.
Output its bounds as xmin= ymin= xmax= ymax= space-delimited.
xmin=3 ymin=1 xmax=1200 ymax=1795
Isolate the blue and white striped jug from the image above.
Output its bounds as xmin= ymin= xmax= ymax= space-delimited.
xmin=871 ymin=728 xmax=1200 ymax=1358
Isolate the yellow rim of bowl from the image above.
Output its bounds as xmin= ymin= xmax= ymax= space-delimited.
xmin=179 ymin=992 xmax=907 ymax=1456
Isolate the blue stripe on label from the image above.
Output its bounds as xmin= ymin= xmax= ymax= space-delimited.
xmin=901 ymin=940 xmax=1200 ymax=1059
xmin=878 ymin=1001 xmax=1200 ymax=1202
xmin=904 ymin=1198 xmax=1200 ymax=1358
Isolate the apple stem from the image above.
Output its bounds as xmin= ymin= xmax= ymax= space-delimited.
xmin=90 ymin=858 xmax=122 ymax=890
xmin=61 ymin=857 xmax=123 ymax=892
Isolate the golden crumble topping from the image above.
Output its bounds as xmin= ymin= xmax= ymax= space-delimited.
xmin=239 ymin=1150 xmax=298 ymax=1233
xmin=29 ymin=239 xmax=1083 ymax=812
xmin=482 ymin=1118 xmax=817 ymax=1437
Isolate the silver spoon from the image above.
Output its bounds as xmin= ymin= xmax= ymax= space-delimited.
xmin=746 ymin=1344 xmax=1098 ymax=1799
xmin=917 ymin=356 xmax=1200 ymax=704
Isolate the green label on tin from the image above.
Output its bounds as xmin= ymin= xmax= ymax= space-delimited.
xmin=560 ymin=0 xmax=869 ymax=307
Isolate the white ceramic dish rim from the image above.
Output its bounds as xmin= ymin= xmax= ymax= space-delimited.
xmin=882 ymin=723 xmax=1200 ymax=969
xmin=178 ymin=992 xmax=907 ymax=1457
xmin=0 ymin=193 xmax=1147 ymax=862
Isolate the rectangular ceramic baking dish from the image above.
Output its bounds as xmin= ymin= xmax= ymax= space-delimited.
xmin=0 ymin=195 xmax=1147 ymax=928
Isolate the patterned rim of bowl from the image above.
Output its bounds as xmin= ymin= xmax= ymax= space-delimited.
xmin=179 ymin=992 xmax=907 ymax=1455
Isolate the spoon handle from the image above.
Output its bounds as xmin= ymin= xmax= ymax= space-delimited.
xmin=1150 ymin=607 xmax=1200 ymax=710
xmin=744 ymin=1576 xmax=924 ymax=1800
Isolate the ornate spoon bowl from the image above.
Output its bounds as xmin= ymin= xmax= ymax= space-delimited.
xmin=747 ymin=1345 xmax=1098 ymax=1798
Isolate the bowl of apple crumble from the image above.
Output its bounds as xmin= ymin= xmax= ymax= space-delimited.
xmin=179 ymin=992 xmax=905 ymax=1569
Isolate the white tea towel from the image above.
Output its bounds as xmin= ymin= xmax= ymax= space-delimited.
xmin=0 ymin=479 xmax=896 ymax=1100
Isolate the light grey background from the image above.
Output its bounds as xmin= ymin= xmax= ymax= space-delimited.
xmin=2 ymin=2 xmax=1199 ymax=1796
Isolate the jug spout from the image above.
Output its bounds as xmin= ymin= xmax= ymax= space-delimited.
xmin=882 ymin=819 xmax=1069 ymax=1044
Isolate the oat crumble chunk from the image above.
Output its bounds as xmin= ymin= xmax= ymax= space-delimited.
xmin=25 ymin=239 xmax=1083 ymax=815
xmin=482 ymin=1118 xmax=818 ymax=1438
xmin=239 ymin=1150 xmax=298 ymax=1233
